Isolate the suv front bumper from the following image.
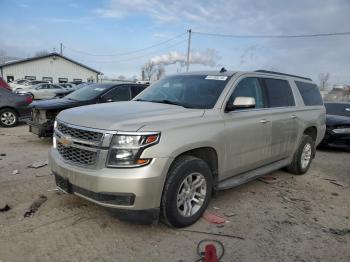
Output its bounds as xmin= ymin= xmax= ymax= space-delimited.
xmin=49 ymin=148 xmax=171 ymax=220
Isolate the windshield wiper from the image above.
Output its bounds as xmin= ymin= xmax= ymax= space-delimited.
xmin=149 ymin=99 xmax=191 ymax=108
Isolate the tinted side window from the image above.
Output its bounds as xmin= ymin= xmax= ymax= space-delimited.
xmin=228 ymin=77 xmax=264 ymax=109
xmin=131 ymin=85 xmax=146 ymax=97
xmin=325 ymin=103 xmax=350 ymax=117
xmin=263 ymin=78 xmax=295 ymax=107
xmin=103 ymin=86 xmax=131 ymax=102
xmin=295 ymin=81 xmax=323 ymax=106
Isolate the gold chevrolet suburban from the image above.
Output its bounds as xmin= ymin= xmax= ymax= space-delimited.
xmin=49 ymin=70 xmax=326 ymax=227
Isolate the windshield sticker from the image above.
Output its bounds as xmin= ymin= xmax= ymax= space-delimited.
xmin=94 ymin=88 xmax=104 ymax=91
xmin=205 ymin=75 xmax=228 ymax=81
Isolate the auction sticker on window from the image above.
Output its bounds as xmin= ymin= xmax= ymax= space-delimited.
xmin=205 ymin=75 xmax=228 ymax=81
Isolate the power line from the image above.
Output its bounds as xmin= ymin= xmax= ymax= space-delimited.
xmin=192 ymin=31 xmax=350 ymax=39
xmin=63 ymin=32 xmax=187 ymax=57
xmin=73 ymin=39 xmax=187 ymax=64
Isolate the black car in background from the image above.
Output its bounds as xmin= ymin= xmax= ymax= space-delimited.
xmin=321 ymin=102 xmax=350 ymax=148
xmin=28 ymin=83 xmax=148 ymax=137
xmin=0 ymin=87 xmax=33 ymax=127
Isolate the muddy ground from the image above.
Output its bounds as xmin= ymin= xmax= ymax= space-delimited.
xmin=0 ymin=125 xmax=349 ymax=262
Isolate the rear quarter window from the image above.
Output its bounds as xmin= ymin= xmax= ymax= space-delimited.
xmin=295 ymin=81 xmax=323 ymax=106
xmin=262 ymin=78 xmax=295 ymax=108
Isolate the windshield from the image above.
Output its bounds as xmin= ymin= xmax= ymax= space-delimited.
xmin=65 ymin=83 xmax=111 ymax=101
xmin=135 ymin=74 xmax=230 ymax=109
xmin=325 ymin=103 xmax=350 ymax=117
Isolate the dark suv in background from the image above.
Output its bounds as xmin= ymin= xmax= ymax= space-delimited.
xmin=28 ymin=83 xmax=148 ymax=137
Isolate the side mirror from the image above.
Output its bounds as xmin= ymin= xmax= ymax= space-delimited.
xmin=226 ymin=96 xmax=256 ymax=111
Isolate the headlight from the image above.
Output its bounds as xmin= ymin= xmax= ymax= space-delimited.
xmin=333 ymin=128 xmax=350 ymax=134
xmin=106 ymin=132 xmax=160 ymax=168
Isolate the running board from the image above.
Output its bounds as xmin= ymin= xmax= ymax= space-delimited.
xmin=217 ymin=158 xmax=291 ymax=190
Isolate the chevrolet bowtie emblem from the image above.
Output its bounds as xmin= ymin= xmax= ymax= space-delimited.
xmin=59 ymin=136 xmax=72 ymax=146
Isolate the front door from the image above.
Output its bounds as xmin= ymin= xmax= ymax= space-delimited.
xmin=221 ymin=77 xmax=272 ymax=179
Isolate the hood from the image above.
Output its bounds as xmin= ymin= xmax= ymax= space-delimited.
xmin=57 ymin=101 xmax=205 ymax=131
xmin=326 ymin=114 xmax=350 ymax=127
xmin=31 ymin=98 xmax=88 ymax=110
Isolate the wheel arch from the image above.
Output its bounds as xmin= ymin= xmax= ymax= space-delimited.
xmin=0 ymin=106 xmax=19 ymax=116
xmin=168 ymin=146 xmax=219 ymax=183
xmin=303 ymin=126 xmax=317 ymax=141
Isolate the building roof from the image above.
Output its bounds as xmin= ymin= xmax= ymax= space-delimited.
xmin=0 ymin=52 xmax=102 ymax=74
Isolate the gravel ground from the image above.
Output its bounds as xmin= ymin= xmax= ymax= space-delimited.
xmin=0 ymin=125 xmax=349 ymax=262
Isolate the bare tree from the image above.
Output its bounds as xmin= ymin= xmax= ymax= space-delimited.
xmin=34 ymin=50 xmax=49 ymax=57
xmin=142 ymin=61 xmax=156 ymax=81
xmin=319 ymin=73 xmax=330 ymax=91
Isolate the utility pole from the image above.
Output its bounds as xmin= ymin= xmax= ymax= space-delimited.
xmin=186 ymin=29 xmax=192 ymax=72
xmin=60 ymin=43 xmax=63 ymax=55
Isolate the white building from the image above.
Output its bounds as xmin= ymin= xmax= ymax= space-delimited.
xmin=0 ymin=52 xmax=102 ymax=83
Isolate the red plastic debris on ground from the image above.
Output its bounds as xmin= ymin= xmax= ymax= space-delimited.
xmin=202 ymin=211 xmax=226 ymax=224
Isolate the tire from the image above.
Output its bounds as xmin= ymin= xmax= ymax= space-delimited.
xmin=161 ymin=155 xmax=213 ymax=228
xmin=286 ymin=135 xmax=315 ymax=175
xmin=0 ymin=108 xmax=18 ymax=128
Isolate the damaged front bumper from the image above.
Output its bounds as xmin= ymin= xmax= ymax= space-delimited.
xmin=28 ymin=109 xmax=56 ymax=137
xmin=28 ymin=120 xmax=54 ymax=137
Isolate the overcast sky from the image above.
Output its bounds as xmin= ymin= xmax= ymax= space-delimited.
xmin=1 ymin=0 xmax=350 ymax=84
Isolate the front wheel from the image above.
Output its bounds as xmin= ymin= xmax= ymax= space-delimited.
xmin=161 ymin=155 xmax=213 ymax=228
xmin=286 ymin=135 xmax=315 ymax=175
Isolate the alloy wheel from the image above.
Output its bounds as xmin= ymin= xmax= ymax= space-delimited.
xmin=1 ymin=112 xmax=16 ymax=126
xmin=177 ymin=173 xmax=207 ymax=217
xmin=301 ymin=143 xmax=312 ymax=169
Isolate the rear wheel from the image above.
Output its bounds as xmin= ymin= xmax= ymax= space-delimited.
xmin=286 ymin=135 xmax=315 ymax=175
xmin=161 ymin=155 xmax=213 ymax=228
xmin=0 ymin=108 xmax=18 ymax=128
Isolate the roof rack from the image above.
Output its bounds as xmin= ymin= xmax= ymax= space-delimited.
xmin=255 ymin=70 xmax=312 ymax=81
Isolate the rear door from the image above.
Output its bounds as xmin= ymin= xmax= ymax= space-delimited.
xmin=222 ymin=77 xmax=272 ymax=178
xmin=261 ymin=78 xmax=298 ymax=161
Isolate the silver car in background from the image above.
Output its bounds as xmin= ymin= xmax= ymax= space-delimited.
xmin=17 ymin=83 xmax=68 ymax=100
xmin=49 ymin=70 xmax=326 ymax=227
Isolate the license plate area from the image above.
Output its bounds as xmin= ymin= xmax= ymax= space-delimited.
xmin=54 ymin=173 xmax=72 ymax=193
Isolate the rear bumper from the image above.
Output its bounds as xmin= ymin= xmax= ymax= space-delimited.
xmin=28 ymin=120 xmax=54 ymax=137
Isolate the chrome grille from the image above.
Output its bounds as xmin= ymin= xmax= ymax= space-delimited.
xmin=57 ymin=122 xmax=103 ymax=142
xmin=57 ymin=142 xmax=97 ymax=166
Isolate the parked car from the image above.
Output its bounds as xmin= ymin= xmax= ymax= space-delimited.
xmin=12 ymin=80 xmax=49 ymax=91
xmin=48 ymin=70 xmax=326 ymax=227
xmin=28 ymin=83 xmax=148 ymax=137
xmin=0 ymin=87 xmax=32 ymax=127
xmin=0 ymin=77 xmax=11 ymax=91
xmin=320 ymin=102 xmax=350 ymax=148
xmin=9 ymin=79 xmax=30 ymax=90
xmin=16 ymin=83 xmax=69 ymax=100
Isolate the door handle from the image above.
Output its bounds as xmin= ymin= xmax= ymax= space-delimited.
xmin=259 ymin=119 xmax=270 ymax=124
xmin=290 ymin=115 xmax=297 ymax=119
